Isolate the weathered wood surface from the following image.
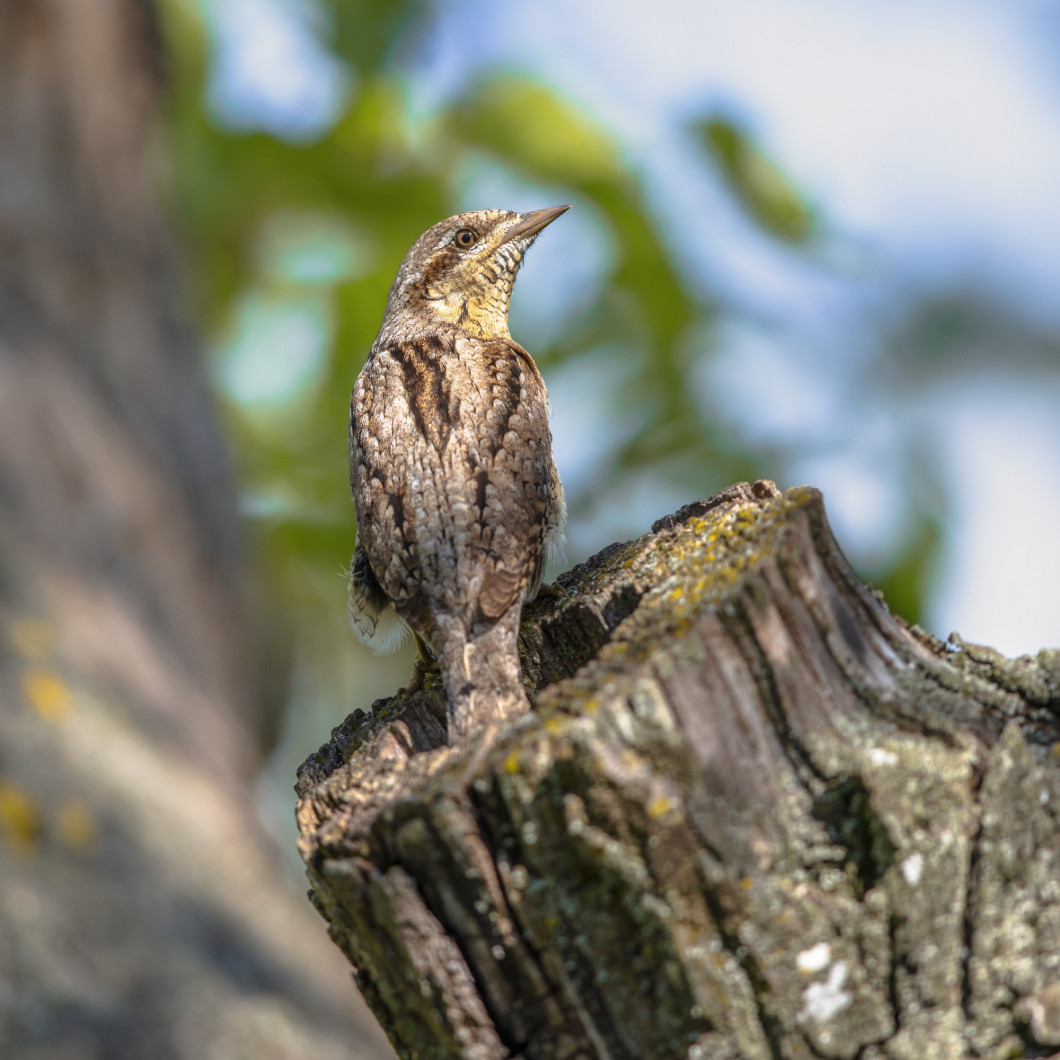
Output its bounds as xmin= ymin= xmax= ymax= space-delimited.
xmin=296 ymin=481 xmax=1060 ymax=1060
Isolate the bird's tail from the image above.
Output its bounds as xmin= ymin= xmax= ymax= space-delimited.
xmin=434 ymin=609 xmax=530 ymax=739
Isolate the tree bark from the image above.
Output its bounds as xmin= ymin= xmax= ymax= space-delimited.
xmin=0 ymin=3 xmax=389 ymax=1055
xmin=296 ymin=481 xmax=1060 ymax=1060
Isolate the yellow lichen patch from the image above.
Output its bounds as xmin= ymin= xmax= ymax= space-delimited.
xmin=505 ymin=751 xmax=521 ymax=774
xmin=647 ymin=795 xmax=676 ymax=819
xmin=533 ymin=488 xmax=819 ymax=717
xmin=631 ymin=492 xmax=809 ymax=630
xmin=0 ymin=778 xmax=39 ymax=855
xmin=22 ymin=668 xmax=74 ymax=722
xmin=740 ymin=876 xmax=754 ymax=891
xmin=55 ymin=797 xmax=99 ymax=855
xmin=10 ymin=618 xmax=55 ymax=660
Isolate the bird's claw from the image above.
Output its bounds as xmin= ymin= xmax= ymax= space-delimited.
xmin=396 ymin=633 xmax=438 ymax=698
xmin=536 ymin=580 xmax=570 ymax=601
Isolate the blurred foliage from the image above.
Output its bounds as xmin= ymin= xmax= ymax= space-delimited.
xmin=697 ymin=118 xmax=815 ymax=243
xmin=157 ymin=0 xmax=938 ymax=751
xmin=867 ymin=518 xmax=941 ymax=627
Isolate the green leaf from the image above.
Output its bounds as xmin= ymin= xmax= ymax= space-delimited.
xmin=696 ymin=117 xmax=815 ymax=244
xmin=866 ymin=516 xmax=942 ymax=626
xmin=450 ymin=74 xmax=624 ymax=186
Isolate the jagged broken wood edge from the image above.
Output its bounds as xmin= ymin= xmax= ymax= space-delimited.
xmin=296 ymin=482 xmax=1060 ymax=1060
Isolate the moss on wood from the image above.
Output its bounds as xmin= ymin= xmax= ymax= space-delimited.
xmin=297 ymin=482 xmax=1060 ymax=1060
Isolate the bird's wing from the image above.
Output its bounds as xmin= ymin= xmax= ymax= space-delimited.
xmin=349 ymin=344 xmax=434 ymax=633
xmin=451 ymin=335 xmax=553 ymax=625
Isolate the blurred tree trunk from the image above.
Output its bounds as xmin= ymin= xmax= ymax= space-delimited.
xmin=0 ymin=2 xmax=390 ymax=1056
xmin=297 ymin=482 xmax=1060 ymax=1060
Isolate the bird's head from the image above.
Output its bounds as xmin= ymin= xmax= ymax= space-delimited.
xmin=379 ymin=206 xmax=569 ymax=341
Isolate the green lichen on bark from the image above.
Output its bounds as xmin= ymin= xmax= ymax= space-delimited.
xmin=296 ymin=482 xmax=1060 ymax=1060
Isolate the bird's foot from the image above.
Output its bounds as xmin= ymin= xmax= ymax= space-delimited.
xmin=536 ymin=580 xmax=569 ymax=600
xmin=396 ymin=633 xmax=439 ymax=698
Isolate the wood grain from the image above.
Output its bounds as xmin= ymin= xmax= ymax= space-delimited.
xmin=298 ymin=482 xmax=1060 ymax=1060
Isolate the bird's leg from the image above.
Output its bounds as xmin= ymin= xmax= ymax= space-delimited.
xmin=398 ymin=632 xmax=438 ymax=697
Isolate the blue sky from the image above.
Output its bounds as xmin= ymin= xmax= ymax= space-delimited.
xmin=202 ymin=0 xmax=1060 ymax=656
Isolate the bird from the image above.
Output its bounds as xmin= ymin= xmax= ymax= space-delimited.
xmin=347 ymin=206 xmax=568 ymax=740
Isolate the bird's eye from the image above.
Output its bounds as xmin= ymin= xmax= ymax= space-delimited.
xmin=454 ymin=228 xmax=476 ymax=247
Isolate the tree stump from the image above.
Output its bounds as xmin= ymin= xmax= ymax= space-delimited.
xmin=295 ymin=482 xmax=1060 ymax=1060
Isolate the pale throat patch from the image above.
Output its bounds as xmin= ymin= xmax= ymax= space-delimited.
xmin=424 ymin=266 xmax=517 ymax=340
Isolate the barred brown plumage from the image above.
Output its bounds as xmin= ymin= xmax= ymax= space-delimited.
xmin=348 ymin=207 xmax=568 ymax=738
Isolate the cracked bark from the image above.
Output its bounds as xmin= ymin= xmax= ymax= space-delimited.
xmin=296 ymin=481 xmax=1060 ymax=1060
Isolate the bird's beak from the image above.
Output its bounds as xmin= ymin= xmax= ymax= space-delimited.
xmin=504 ymin=204 xmax=570 ymax=243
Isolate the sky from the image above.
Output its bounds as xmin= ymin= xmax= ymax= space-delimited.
xmin=202 ymin=0 xmax=1060 ymax=657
